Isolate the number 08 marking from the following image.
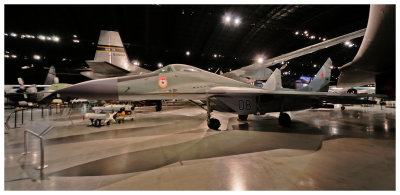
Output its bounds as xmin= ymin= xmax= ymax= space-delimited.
xmin=238 ymin=100 xmax=251 ymax=110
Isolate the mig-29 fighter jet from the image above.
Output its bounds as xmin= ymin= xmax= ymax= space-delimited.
xmin=57 ymin=62 xmax=377 ymax=130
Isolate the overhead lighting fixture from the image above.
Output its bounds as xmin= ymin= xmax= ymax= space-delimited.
xmin=213 ymin=54 xmax=218 ymax=58
xmin=234 ymin=17 xmax=241 ymax=26
xmin=10 ymin=33 xmax=17 ymax=37
xmin=186 ymin=51 xmax=190 ymax=56
xmin=38 ymin=35 xmax=46 ymax=40
xmin=295 ymin=31 xmax=299 ymax=35
xmin=132 ymin=60 xmax=140 ymax=66
xmin=157 ymin=62 xmax=163 ymax=68
xmin=11 ymin=55 xmax=17 ymax=58
xmin=46 ymin=36 xmax=51 ymax=40
xmin=52 ymin=36 xmax=60 ymax=42
xmin=73 ymin=35 xmax=78 ymax=38
xmin=5 ymin=33 xmax=8 ymax=36
xmin=224 ymin=15 xmax=231 ymax=23
xmin=313 ymin=64 xmax=317 ymax=68
xmin=5 ymin=54 xmax=10 ymax=58
xmin=73 ymin=39 xmax=80 ymax=43
xmin=322 ymin=38 xmax=327 ymax=41
xmin=304 ymin=30 xmax=308 ymax=34
xmin=33 ymin=54 xmax=41 ymax=60
xmin=257 ymin=57 xmax=264 ymax=63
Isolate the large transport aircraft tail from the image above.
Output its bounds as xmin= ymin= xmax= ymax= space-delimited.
xmin=298 ymin=58 xmax=332 ymax=92
xmin=85 ymin=30 xmax=150 ymax=76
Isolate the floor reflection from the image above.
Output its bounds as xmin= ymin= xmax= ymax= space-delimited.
xmin=50 ymin=130 xmax=323 ymax=176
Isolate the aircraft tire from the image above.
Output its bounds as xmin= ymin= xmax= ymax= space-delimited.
xmin=208 ymin=118 xmax=221 ymax=130
xmin=238 ymin=114 xmax=248 ymax=121
xmin=155 ymin=101 xmax=162 ymax=112
xmin=347 ymin=89 xmax=357 ymax=94
xmin=278 ymin=113 xmax=291 ymax=126
xmin=341 ymin=106 xmax=346 ymax=110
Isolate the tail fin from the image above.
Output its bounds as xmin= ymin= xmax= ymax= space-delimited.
xmin=263 ymin=68 xmax=282 ymax=90
xmin=44 ymin=66 xmax=58 ymax=85
xmin=93 ymin=30 xmax=131 ymax=71
xmin=299 ymin=58 xmax=332 ymax=92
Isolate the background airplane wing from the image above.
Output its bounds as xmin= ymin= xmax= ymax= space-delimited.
xmin=228 ymin=28 xmax=366 ymax=73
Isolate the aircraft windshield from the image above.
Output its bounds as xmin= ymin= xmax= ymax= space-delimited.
xmin=154 ymin=66 xmax=172 ymax=74
xmin=171 ymin=64 xmax=201 ymax=72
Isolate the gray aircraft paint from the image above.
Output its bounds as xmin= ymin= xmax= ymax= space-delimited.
xmin=58 ymin=62 xmax=377 ymax=117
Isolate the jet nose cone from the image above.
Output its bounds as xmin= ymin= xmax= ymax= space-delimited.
xmin=57 ymin=78 xmax=118 ymax=100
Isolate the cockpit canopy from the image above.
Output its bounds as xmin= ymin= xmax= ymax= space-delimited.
xmin=154 ymin=64 xmax=203 ymax=74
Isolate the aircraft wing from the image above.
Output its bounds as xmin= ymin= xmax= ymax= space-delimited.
xmin=207 ymin=86 xmax=379 ymax=105
xmin=229 ymin=28 xmax=366 ymax=73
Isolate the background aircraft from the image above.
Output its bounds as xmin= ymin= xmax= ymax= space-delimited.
xmin=4 ymin=66 xmax=62 ymax=106
xmin=81 ymin=30 xmax=151 ymax=80
xmin=57 ymin=63 xmax=377 ymax=130
xmin=338 ymin=5 xmax=395 ymax=96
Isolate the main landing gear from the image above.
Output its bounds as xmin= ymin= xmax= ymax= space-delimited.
xmin=278 ymin=113 xmax=291 ymax=127
xmin=206 ymin=99 xmax=220 ymax=130
xmin=238 ymin=114 xmax=248 ymax=121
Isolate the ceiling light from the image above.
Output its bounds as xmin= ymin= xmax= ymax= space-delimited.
xmin=234 ymin=17 xmax=241 ymax=25
xmin=11 ymin=55 xmax=17 ymax=58
xmin=295 ymin=31 xmax=299 ymax=35
xmin=186 ymin=51 xmax=190 ymax=56
xmin=33 ymin=55 xmax=41 ymax=60
xmin=132 ymin=60 xmax=140 ymax=66
xmin=38 ymin=35 xmax=45 ymax=40
xmin=213 ymin=54 xmax=217 ymax=58
xmin=157 ymin=62 xmax=163 ymax=68
xmin=257 ymin=57 xmax=264 ymax=63
xmin=5 ymin=54 xmax=10 ymax=58
xmin=10 ymin=33 xmax=17 ymax=37
xmin=52 ymin=36 xmax=60 ymax=42
xmin=224 ymin=16 xmax=231 ymax=23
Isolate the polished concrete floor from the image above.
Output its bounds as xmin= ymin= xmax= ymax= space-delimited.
xmin=4 ymin=103 xmax=395 ymax=190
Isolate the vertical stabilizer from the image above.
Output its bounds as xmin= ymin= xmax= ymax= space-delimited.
xmin=263 ymin=68 xmax=282 ymax=90
xmin=44 ymin=66 xmax=58 ymax=85
xmin=94 ymin=30 xmax=131 ymax=71
xmin=299 ymin=58 xmax=332 ymax=92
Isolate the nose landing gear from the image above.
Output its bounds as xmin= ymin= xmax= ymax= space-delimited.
xmin=206 ymin=99 xmax=221 ymax=130
xmin=278 ymin=113 xmax=291 ymax=126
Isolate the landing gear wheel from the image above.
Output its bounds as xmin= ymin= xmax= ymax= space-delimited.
xmin=341 ymin=106 xmax=346 ymax=110
xmin=208 ymin=118 xmax=221 ymax=130
xmin=95 ymin=119 xmax=101 ymax=127
xmin=106 ymin=121 xmax=110 ymax=125
xmin=155 ymin=101 xmax=162 ymax=112
xmin=238 ymin=114 xmax=248 ymax=121
xmin=278 ymin=113 xmax=291 ymax=127
xmin=347 ymin=89 xmax=357 ymax=94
